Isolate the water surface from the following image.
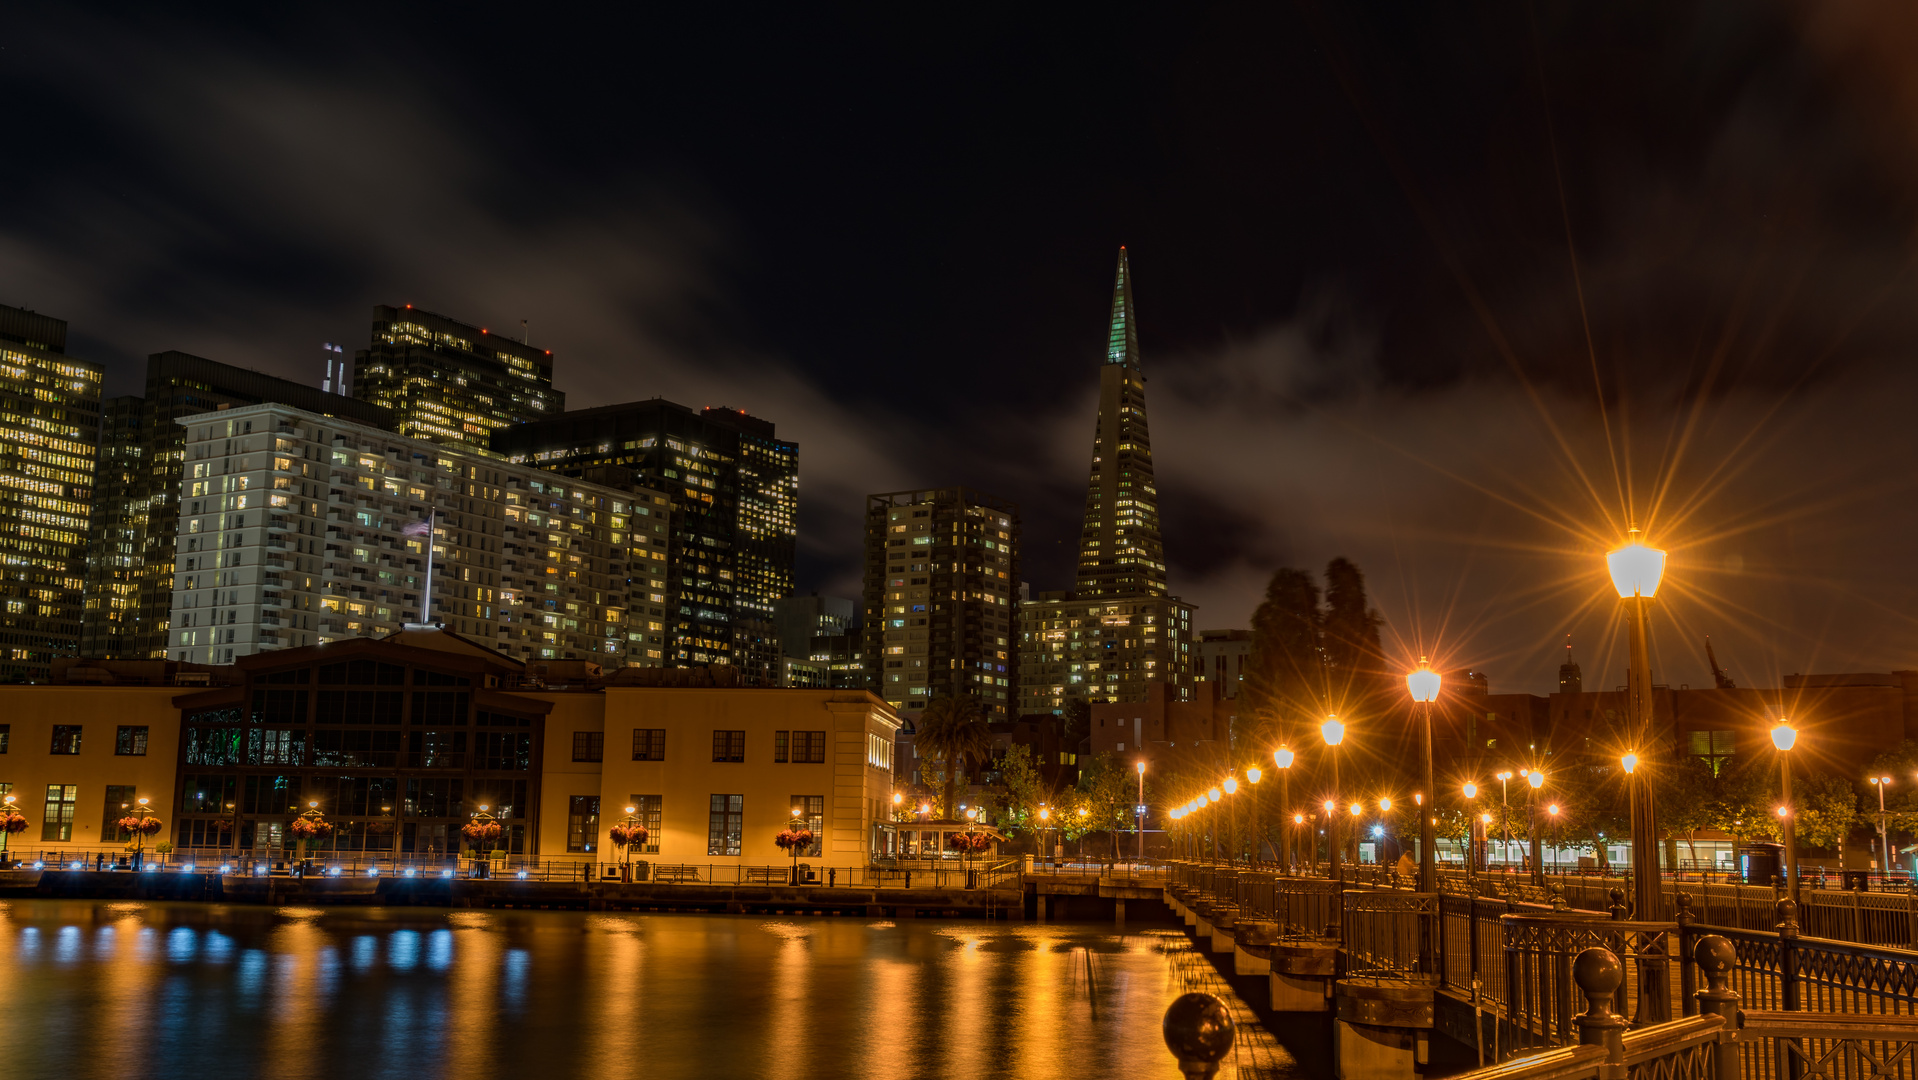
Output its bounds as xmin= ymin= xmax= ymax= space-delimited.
xmin=0 ymin=901 xmax=1298 ymax=1079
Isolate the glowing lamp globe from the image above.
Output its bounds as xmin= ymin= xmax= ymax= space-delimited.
xmin=1463 ymin=782 xmax=1478 ymax=799
xmin=1274 ymin=746 xmax=1295 ymax=769
xmin=1247 ymin=767 xmax=1262 ymax=784
xmin=1527 ymin=770 xmax=1544 ymax=789
xmin=1771 ymin=721 xmax=1797 ymax=752
xmin=1321 ymin=716 xmax=1346 ymax=746
xmin=1323 ymin=800 xmax=1336 ymax=816
xmin=1548 ymin=804 xmax=1560 ymax=816
xmin=1293 ymin=813 xmax=1305 ymax=825
xmin=1606 ymin=530 xmax=1667 ymax=599
xmin=1621 ymin=752 xmax=1639 ymax=774
xmin=1350 ymin=802 xmax=1363 ymax=817
xmin=1223 ymin=777 xmax=1238 ymax=795
xmin=1208 ymin=788 xmax=1221 ymax=803
xmin=1407 ymin=660 xmax=1441 ymax=703
xmin=1379 ymin=797 xmax=1392 ymax=812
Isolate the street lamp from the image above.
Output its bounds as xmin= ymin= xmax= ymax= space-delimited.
xmin=1773 ymin=720 xmax=1799 ymax=902
xmin=1323 ymin=715 xmax=1347 ymax=910
xmin=1607 ymin=529 xmax=1666 ymax=935
xmin=1494 ymin=771 xmax=1514 ymax=873
xmin=1246 ymin=767 xmax=1263 ymax=866
xmin=1871 ymin=776 xmax=1894 ymax=879
xmin=1274 ymin=745 xmax=1295 ymax=872
xmin=1462 ymin=782 xmax=1480 ymax=885
xmin=1135 ymin=760 xmax=1147 ymax=863
xmin=1407 ymin=659 xmax=1442 ymax=893
xmin=1526 ymin=769 xmax=1546 ymax=886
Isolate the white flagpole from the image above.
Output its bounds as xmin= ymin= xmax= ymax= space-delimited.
xmin=421 ymin=515 xmax=435 ymax=625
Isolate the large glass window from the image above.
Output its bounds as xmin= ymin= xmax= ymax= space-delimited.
xmin=711 ymin=731 xmax=745 ymax=763
xmin=707 ymin=794 xmax=742 ymax=856
xmin=568 ymin=795 xmax=600 ymax=853
xmin=791 ymin=794 xmax=824 ymax=857
xmin=115 ymin=727 xmax=149 ymax=756
xmin=572 ymin=732 xmax=604 ymax=762
xmin=629 ymin=794 xmax=662 ymax=854
xmin=49 ymin=726 xmax=81 ymax=755
xmin=41 ymin=785 xmax=76 ymax=841
xmin=102 ymin=785 xmax=137 ymax=842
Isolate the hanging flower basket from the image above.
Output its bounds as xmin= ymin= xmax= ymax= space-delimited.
xmin=609 ymin=825 xmax=649 ymax=849
xmin=946 ymin=832 xmax=992 ymax=854
xmin=774 ymin=829 xmax=814 ymax=852
xmin=364 ymin=820 xmax=395 ymax=835
xmin=288 ymin=817 xmax=334 ymax=840
xmin=0 ymin=813 xmax=28 ymax=835
xmin=460 ymin=821 xmax=503 ymax=844
xmin=116 ymin=816 xmax=163 ymax=837
xmin=212 ymin=818 xmax=233 ymax=833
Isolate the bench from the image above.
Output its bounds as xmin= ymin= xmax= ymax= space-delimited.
xmin=745 ymin=867 xmax=788 ymax=884
xmin=652 ymin=864 xmax=701 ymax=884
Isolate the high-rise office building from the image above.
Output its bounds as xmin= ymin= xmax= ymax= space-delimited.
xmin=0 ymin=305 xmax=102 ymax=681
xmin=1017 ymin=250 xmax=1196 ymax=711
xmin=78 ymin=396 xmax=145 ymax=658
xmin=863 ymin=488 xmax=1019 ymax=718
xmin=352 ymin=305 xmax=565 ymax=451
xmin=773 ymin=595 xmax=865 ymax=690
xmin=492 ymin=400 xmax=798 ymax=679
xmin=81 ymin=351 xmax=393 ymax=660
xmin=166 ymin=403 xmax=672 ymax=666
xmin=1075 ymin=247 xmax=1166 ymax=599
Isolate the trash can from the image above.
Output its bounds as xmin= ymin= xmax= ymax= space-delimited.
xmin=1743 ymin=842 xmax=1782 ymax=887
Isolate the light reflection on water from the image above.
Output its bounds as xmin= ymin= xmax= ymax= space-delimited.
xmin=0 ymin=901 xmax=1297 ymax=1079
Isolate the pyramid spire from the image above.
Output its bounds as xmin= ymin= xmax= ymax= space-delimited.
xmin=1106 ymin=246 xmax=1141 ymax=372
xmin=1075 ymin=247 xmax=1166 ymax=598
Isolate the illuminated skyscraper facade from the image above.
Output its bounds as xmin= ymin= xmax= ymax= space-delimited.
xmin=862 ymin=487 xmax=1020 ymax=718
xmin=82 ymin=351 xmax=392 ymax=660
xmin=165 ymin=403 xmax=670 ymax=667
xmin=352 ymin=305 xmax=564 ymax=451
xmin=1075 ymin=246 xmax=1166 ymax=599
xmin=79 ymin=395 xmax=144 ymax=658
xmin=1018 ymin=249 xmax=1194 ymax=711
xmin=492 ymin=400 xmax=797 ymax=681
xmin=0 ymin=305 xmax=101 ymax=680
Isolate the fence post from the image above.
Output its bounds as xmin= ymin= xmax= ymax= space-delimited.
xmin=1775 ymin=894 xmax=1801 ymax=1012
xmin=1573 ymin=947 xmax=1627 ymax=1080
xmin=1693 ymin=934 xmax=1742 ymax=1080
xmin=1676 ymin=892 xmax=1698 ymax=1017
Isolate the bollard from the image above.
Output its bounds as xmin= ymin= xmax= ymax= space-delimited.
xmin=1163 ymin=992 xmax=1235 ymax=1080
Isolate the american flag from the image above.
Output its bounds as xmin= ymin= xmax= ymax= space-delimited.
xmin=401 ymin=518 xmax=433 ymax=537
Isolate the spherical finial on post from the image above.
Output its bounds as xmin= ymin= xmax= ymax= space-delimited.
xmin=1608 ymin=888 xmax=1629 ymax=921
xmin=1773 ymin=895 xmax=1800 ymax=937
xmin=1573 ymin=947 xmax=1628 ymax=1055
xmin=1548 ymin=881 xmax=1569 ymax=913
xmin=1163 ymin=992 xmax=1235 ymax=1080
xmin=1692 ymin=933 xmax=1741 ymax=1022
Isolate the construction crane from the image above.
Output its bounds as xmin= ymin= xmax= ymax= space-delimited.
xmin=1705 ymin=636 xmax=1735 ymax=690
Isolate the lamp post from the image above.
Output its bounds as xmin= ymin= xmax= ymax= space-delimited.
xmin=1463 ymin=781 xmax=1479 ymax=889
xmin=1407 ymin=660 xmax=1441 ymax=894
xmin=1495 ymin=771 xmax=1513 ymax=873
xmin=1293 ymin=813 xmax=1308 ymax=875
xmin=1773 ymin=720 xmax=1798 ymax=903
xmin=1548 ymin=803 xmax=1561 ymax=875
xmin=1273 ymin=745 xmax=1295 ymax=872
xmin=1247 ymin=767 xmax=1263 ymax=865
xmin=1224 ymin=775 xmax=1242 ymax=863
xmin=1871 ymin=776 xmax=1893 ymax=879
xmin=1607 ymin=529 xmax=1667 ymax=919
xmin=1135 ymin=760 xmax=1147 ymax=864
xmin=1526 ymin=770 xmax=1545 ymax=886
xmin=1323 ymin=715 xmax=1346 ymax=898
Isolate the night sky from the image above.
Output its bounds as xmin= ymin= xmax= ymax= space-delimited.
xmin=6 ymin=3 xmax=1918 ymax=695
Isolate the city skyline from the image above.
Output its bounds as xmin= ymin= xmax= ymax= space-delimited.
xmin=4 ymin=7 xmax=1917 ymax=696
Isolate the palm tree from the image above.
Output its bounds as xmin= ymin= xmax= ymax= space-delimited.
xmin=915 ymin=696 xmax=992 ymax=820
